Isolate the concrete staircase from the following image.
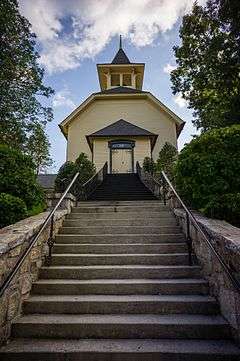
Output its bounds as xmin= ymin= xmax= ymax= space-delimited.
xmin=1 ymin=201 xmax=239 ymax=360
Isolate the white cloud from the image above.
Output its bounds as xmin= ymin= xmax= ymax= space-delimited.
xmin=19 ymin=0 xmax=207 ymax=73
xmin=163 ymin=63 xmax=177 ymax=74
xmin=52 ymin=89 xmax=76 ymax=109
xmin=174 ymin=94 xmax=187 ymax=108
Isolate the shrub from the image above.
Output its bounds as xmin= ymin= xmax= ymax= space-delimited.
xmin=0 ymin=144 xmax=44 ymax=210
xmin=175 ymin=125 xmax=240 ymax=226
xmin=156 ymin=142 xmax=178 ymax=180
xmin=55 ymin=153 xmax=96 ymax=198
xmin=143 ymin=157 xmax=156 ymax=174
xmin=0 ymin=193 xmax=27 ymax=228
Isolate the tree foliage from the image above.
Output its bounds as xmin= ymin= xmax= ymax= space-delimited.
xmin=174 ymin=125 xmax=240 ymax=226
xmin=26 ymin=123 xmax=53 ymax=174
xmin=0 ymin=144 xmax=44 ymax=210
xmin=171 ymin=0 xmax=240 ymax=131
xmin=0 ymin=0 xmax=53 ymax=167
xmin=156 ymin=142 xmax=178 ymax=180
xmin=143 ymin=157 xmax=156 ymax=174
xmin=0 ymin=193 xmax=27 ymax=228
xmin=55 ymin=153 xmax=96 ymax=199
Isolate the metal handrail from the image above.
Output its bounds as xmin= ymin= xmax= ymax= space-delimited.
xmin=81 ymin=162 xmax=108 ymax=199
xmin=137 ymin=162 xmax=240 ymax=294
xmin=0 ymin=162 xmax=110 ymax=298
xmin=161 ymin=170 xmax=240 ymax=294
xmin=0 ymin=171 xmax=80 ymax=298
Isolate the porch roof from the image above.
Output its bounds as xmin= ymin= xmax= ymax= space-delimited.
xmin=86 ymin=119 xmax=158 ymax=151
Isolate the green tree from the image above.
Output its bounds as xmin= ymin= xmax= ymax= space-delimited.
xmin=26 ymin=123 xmax=53 ymax=174
xmin=156 ymin=142 xmax=178 ymax=180
xmin=174 ymin=125 xmax=240 ymax=226
xmin=0 ymin=193 xmax=27 ymax=228
xmin=143 ymin=157 xmax=156 ymax=174
xmin=55 ymin=153 xmax=96 ymax=199
xmin=0 ymin=144 xmax=44 ymax=211
xmin=0 ymin=0 xmax=54 ymax=149
xmin=171 ymin=0 xmax=240 ymax=131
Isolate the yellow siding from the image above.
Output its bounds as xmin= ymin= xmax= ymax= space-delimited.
xmin=93 ymin=137 xmax=151 ymax=172
xmin=67 ymin=97 xmax=177 ymax=164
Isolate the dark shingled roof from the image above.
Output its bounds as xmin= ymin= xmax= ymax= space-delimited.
xmin=88 ymin=119 xmax=156 ymax=137
xmin=111 ymin=48 xmax=131 ymax=64
xmin=87 ymin=119 xmax=158 ymax=150
xmin=95 ymin=86 xmax=146 ymax=95
xmin=37 ymin=174 xmax=57 ymax=189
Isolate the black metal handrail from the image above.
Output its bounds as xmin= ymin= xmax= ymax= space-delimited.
xmin=137 ymin=161 xmax=240 ymax=294
xmin=0 ymin=171 xmax=80 ymax=298
xmin=81 ymin=162 xmax=108 ymax=199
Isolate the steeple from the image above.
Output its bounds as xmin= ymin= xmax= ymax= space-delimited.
xmin=97 ymin=36 xmax=145 ymax=91
xmin=111 ymin=36 xmax=131 ymax=64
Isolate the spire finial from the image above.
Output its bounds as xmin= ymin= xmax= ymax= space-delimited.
xmin=119 ymin=35 xmax=122 ymax=49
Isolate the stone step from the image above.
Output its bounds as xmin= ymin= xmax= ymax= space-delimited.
xmin=50 ymin=253 xmax=191 ymax=266
xmin=77 ymin=201 xmax=164 ymax=206
xmin=12 ymin=314 xmax=231 ymax=339
xmin=59 ymin=226 xmax=181 ymax=235
xmin=39 ymin=265 xmax=201 ymax=280
xmin=90 ymin=196 xmax=158 ymax=201
xmin=67 ymin=211 xmax=171 ymax=219
xmin=1 ymin=338 xmax=239 ymax=361
xmin=63 ymin=218 xmax=177 ymax=227
xmin=71 ymin=205 xmax=168 ymax=213
xmin=52 ymin=243 xmax=187 ymax=254
xmin=23 ymin=295 xmax=218 ymax=315
xmin=32 ymin=278 xmax=209 ymax=296
xmin=55 ymin=234 xmax=185 ymax=244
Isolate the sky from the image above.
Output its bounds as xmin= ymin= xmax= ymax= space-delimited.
xmin=19 ymin=0 xmax=206 ymax=173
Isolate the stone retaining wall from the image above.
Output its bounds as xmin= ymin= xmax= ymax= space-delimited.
xmin=0 ymin=193 xmax=76 ymax=345
xmin=169 ymin=194 xmax=240 ymax=342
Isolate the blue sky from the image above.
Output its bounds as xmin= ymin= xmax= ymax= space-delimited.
xmin=19 ymin=0 xmax=205 ymax=173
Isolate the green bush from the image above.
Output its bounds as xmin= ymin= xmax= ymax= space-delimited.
xmin=0 ymin=144 xmax=44 ymax=209
xmin=143 ymin=157 xmax=156 ymax=174
xmin=175 ymin=125 xmax=240 ymax=226
xmin=156 ymin=142 xmax=178 ymax=180
xmin=55 ymin=153 xmax=96 ymax=198
xmin=0 ymin=193 xmax=27 ymax=228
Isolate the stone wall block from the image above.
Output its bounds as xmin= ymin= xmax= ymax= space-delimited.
xmin=171 ymin=194 xmax=240 ymax=341
xmin=0 ymin=323 xmax=11 ymax=346
xmin=19 ymin=274 xmax=32 ymax=295
xmin=0 ymin=295 xmax=7 ymax=325
xmin=0 ymin=202 xmax=70 ymax=345
xmin=7 ymin=289 xmax=21 ymax=321
xmin=0 ymin=256 xmax=7 ymax=284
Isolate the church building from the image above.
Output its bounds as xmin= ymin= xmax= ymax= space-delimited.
xmin=59 ymin=38 xmax=185 ymax=173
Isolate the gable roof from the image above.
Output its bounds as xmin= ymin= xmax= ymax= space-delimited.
xmin=111 ymin=48 xmax=131 ymax=64
xmin=86 ymin=119 xmax=158 ymax=150
xmin=59 ymin=91 xmax=185 ymax=139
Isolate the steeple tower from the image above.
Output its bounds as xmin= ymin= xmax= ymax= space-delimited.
xmin=97 ymin=36 xmax=145 ymax=91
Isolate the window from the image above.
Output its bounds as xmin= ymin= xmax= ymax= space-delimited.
xmin=123 ymin=74 xmax=132 ymax=86
xmin=111 ymin=74 xmax=120 ymax=86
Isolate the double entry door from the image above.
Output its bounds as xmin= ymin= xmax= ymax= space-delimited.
xmin=111 ymin=148 xmax=133 ymax=173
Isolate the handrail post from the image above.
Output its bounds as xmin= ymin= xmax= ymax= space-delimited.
xmin=162 ymin=176 xmax=167 ymax=205
xmin=186 ymin=212 xmax=193 ymax=266
xmin=46 ymin=214 xmax=54 ymax=266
